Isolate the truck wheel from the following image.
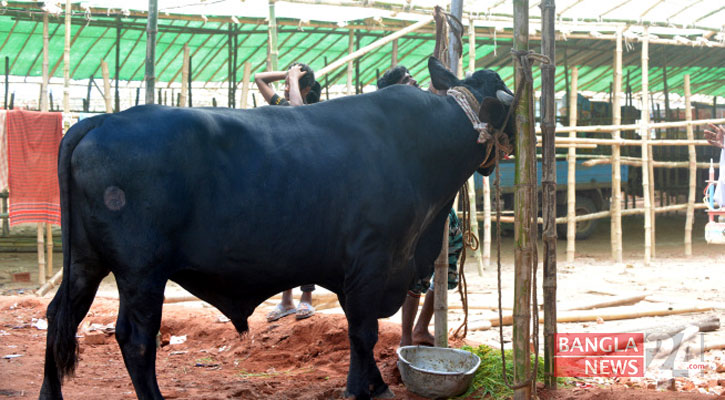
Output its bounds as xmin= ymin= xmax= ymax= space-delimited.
xmin=557 ymin=196 xmax=599 ymax=240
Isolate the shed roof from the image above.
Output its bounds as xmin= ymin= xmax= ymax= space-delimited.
xmin=0 ymin=0 xmax=723 ymax=98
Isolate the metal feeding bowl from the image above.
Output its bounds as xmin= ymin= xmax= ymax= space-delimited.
xmin=397 ymin=345 xmax=481 ymax=399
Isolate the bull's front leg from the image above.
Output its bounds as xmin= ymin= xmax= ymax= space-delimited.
xmin=342 ymin=254 xmax=393 ymax=399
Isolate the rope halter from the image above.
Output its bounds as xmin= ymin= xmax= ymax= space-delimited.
xmin=447 ymin=86 xmax=514 ymax=169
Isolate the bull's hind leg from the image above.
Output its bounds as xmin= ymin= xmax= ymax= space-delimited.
xmin=115 ymin=279 xmax=166 ymax=400
xmin=40 ymin=259 xmax=109 ymax=400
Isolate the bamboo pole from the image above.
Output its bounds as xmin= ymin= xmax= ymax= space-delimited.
xmin=37 ymin=225 xmax=45 ymax=284
xmin=145 ymin=0 xmax=158 ymax=104
xmin=641 ymin=27 xmax=652 ymax=266
xmin=540 ymin=0 xmax=556 ymax=389
xmin=565 ymin=293 xmax=649 ymax=311
xmin=391 ymin=39 xmax=398 ymax=67
xmin=491 ymin=305 xmax=714 ymax=327
xmin=513 ymin=0 xmax=533 ymax=396
xmin=40 ymin=12 xmax=48 ymax=112
xmin=179 ymin=44 xmax=189 ymax=107
xmin=37 ymin=12 xmax=50 ymax=285
xmin=101 ymin=60 xmax=113 ymax=113
xmin=315 ymin=16 xmax=434 ymax=78
xmin=684 ymin=74 xmax=695 ymax=257
xmin=266 ymin=1 xmax=278 ymax=73
xmin=583 ymin=157 xmax=712 ymax=169
xmin=473 ymin=202 xmax=707 ymax=225
xmin=543 ymin=136 xmax=712 ymax=146
xmin=240 ymin=62 xmax=251 ymax=109
xmin=63 ymin=0 xmax=70 ymax=115
xmin=611 ymin=27 xmax=623 ymax=264
xmin=46 ymin=223 xmax=52 ymax=277
xmin=535 ymin=117 xmax=725 ymax=134
xmin=483 ymin=176 xmax=491 ymax=267
xmin=433 ymin=218 xmax=449 ymax=348
xmin=346 ymin=30 xmax=353 ymax=95
xmin=466 ymin=19 xmax=483 ymax=276
xmin=567 ymin=67 xmax=578 ymax=264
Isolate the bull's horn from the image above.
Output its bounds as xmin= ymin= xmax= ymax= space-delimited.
xmin=496 ymin=90 xmax=514 ymax=105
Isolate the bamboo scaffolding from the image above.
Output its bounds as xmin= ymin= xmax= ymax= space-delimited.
xmin=611 ymin=27 xmax=623 ymax=264
xmin=684 ymin=75 xmax=696 ymax=257
xmin=179 ymin=44 xmax=189 ymax=107
xmin=566 ymin=67 xmax=577 ymax=264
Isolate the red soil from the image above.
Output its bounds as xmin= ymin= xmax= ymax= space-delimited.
xmin=0 ymin=296 xmax=721 ymax=399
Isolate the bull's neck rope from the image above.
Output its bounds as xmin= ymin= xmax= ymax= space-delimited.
xmin=447 ymin=86 xmax=513 ymax=169
xmin=447 ymin=86 xmax=490 ymax=144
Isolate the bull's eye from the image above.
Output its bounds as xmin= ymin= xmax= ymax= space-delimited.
xmin=104 ymin=186 xmax=126 ymax=211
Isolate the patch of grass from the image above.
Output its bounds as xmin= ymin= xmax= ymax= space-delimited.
xmin=453 ymin=344 xmax=570 ymax=399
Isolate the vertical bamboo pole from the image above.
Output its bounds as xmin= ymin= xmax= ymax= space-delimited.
xmin=63 ymin=0 xmax=70 ymax=115
xmin=466 ymin=19 xmax=484 ymax=276
xmin=611 ymin=27 xmax=623 ymax=264
xmin=433 ymin=219 xmax=449 ymax=348
xmin=513 ymin=0 xmax=533 ymax=398
xmin=346 ymin=30 xmax=353 ymax=95
xmin=240 ymin=62 xmax=251 ymax=109
xmin=179 ymin=44 xmax=189 ymax=107
xmin=41 ymin=12 xmax=49 ymax=112
xmin=540 ymin=0 xmax=556 ymax=388
xmin=483 ymin=177 xmax=491 ymax=267
xmin=43 ymin=12 xmax=53 ymax=278
xmin=37 ymin=12 xmax=51 ymax=285
xmin=684 ymin=75 xmax=695 ymax=256
xmin=567 ymin=67 xmax=578 ymax=264
xmin=266 ymin=1 xmax=278 ymax=73
xmin=46 ymin=223 xmax=53 ymax=276
xmin=115 ymin=20 xmax=121 ymax=112
xmin=391 ymin=39 xmax=398 ymax=67
xmin=145 ymin=0 xmax=158 ymax=104
xmin=101 ymin=60 xmax=113 ymax=113
xmin=640 ymin=27 xmax=652 ymax=266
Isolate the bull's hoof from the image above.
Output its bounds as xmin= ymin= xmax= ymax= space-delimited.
xmin=372 ymin=387 xmax=394 ymax=399
xmin=343 ymin=389 xmax=370 ymax=400
xmin=343 ymin=385 xmax=392 ymax=399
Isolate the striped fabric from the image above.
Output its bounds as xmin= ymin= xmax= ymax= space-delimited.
xmin=7 ymin=110 xmax=62 ymax=226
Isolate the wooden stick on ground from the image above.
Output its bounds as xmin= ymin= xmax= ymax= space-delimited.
xmin=565 ymin=293 xmax=649 ymax=311
xmin=491 ymin=305 xmax=715 ymax=327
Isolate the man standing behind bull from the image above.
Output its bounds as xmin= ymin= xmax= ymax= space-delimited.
xmin=254 ymin=63 xmax=321 ymax=321
xmin=376 ymin=68 xmax=463 ymax=347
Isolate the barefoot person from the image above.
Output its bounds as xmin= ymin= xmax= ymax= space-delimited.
xmin=254 ymin=62 xmax=321 ymax=321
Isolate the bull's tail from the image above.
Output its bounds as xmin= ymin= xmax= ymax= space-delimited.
xmin=46 ymin=115 xmax=108 ymax=380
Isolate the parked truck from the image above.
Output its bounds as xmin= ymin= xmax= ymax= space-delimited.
xmin=473 ymin=159 xmax=629 ymax=240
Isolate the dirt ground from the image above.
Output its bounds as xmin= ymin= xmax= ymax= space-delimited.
xmin=0 ymin=213 xmax=724 ymax=399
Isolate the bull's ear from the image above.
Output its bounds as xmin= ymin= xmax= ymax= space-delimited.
xmin=428 ymin=57 xmax=459 ymax=91
xmin=479 ymin=97 xmax=506 ymax=127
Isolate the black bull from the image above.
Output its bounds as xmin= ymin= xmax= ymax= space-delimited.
xmin=40 ymin=58 xmax=515 ymax=400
